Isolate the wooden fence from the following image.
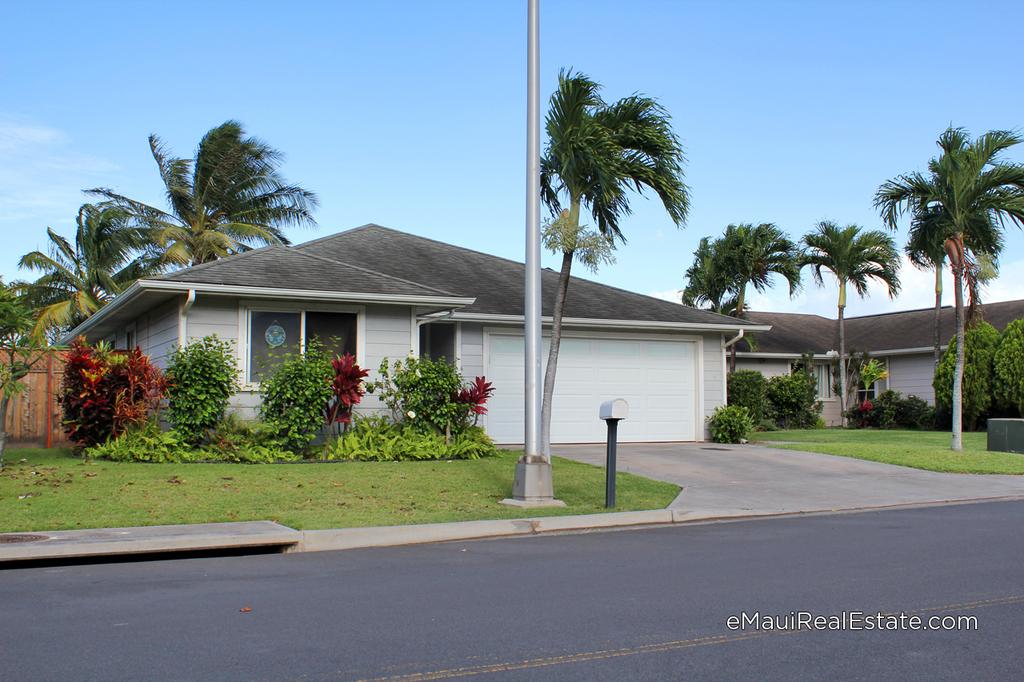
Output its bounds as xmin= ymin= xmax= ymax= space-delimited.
xmin=3 ymin=352 xmax=68 ymax=447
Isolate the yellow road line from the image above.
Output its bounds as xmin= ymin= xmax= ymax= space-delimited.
xmin=359 ymin=594 xmax=1024 ymax=681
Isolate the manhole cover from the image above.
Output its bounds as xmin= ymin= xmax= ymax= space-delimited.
xmin=0 ymin=534 xmax=49 ymax=544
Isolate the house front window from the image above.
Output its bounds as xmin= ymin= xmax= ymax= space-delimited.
xmin=246 ymin=309 xmax=358 ymax=383
xmin=815 ymin=364 xmax=833 ymax=400
xmin=857 ymin=384 xmax=878 ymax=404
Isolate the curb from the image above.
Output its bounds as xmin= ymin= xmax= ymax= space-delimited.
xmin=296 ymin=509 xmax=674 ymax=552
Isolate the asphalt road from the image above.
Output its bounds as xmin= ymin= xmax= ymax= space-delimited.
xmin=4 ymin=500 xmax=1024 ymax=681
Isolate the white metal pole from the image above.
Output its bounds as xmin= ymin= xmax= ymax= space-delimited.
xmin=524 ymin=0 xmax=543 ymax=460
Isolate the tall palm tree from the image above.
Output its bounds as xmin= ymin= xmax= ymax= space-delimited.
xmin=18 ymin=203 xmax=154 ymax=336
xmin=90 ymin=120 xmax=318 ymax=266
xmin=719 ymin=223 xmax=802 ymax=370
xmin=875 ymin=127 xmax=1024 ymax=450
xmin=539 ymin=70 xmax=689 ymax=457
xmin=904 ymin=206 xmax=947 ymax=369
xmin=682 ymin=237 xmax=733 ymax=314
xmin=802 ymin=221 xmax=901 ymax=422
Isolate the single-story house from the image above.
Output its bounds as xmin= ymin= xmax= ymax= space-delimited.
xmin=735 ymin=300 xmax=1024 ymax=425
xmin=64 ymin=224 xmax=767 ymax=444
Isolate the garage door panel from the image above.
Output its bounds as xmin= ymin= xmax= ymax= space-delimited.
xmin=485 ymin=332 xmax=697 ymax=444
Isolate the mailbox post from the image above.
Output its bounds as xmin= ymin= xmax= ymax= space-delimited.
xmin=599 ymin=399 xmax=628 ymax=508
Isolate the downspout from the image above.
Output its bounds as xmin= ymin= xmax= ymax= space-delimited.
xmin=179 ymin=288 xmax=196 ymax=343
xmin=724 ymin=328 xmax=745 ymax=350
xmin=722 ymin=329 xmax=744 ymax=403
xmin=413 ymin=309 xmax=455 ymax=356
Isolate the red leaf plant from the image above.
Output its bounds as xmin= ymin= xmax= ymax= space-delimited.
xmin=453 ymin=376 xmax=495 ymax=425
xmin=326 ymin=353 xmax=369 ymax=432
xmin=60 ymin=338 xmax=167 ymax=447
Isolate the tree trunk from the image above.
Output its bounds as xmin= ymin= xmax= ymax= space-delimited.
xmin=837 ymin=280 xmax=847 ymax=426
xmin=951 ymin=262 xmax=965 ymax=451
xmin=0 ymin=394 xmax=9 ymax=469
xmin=541 ymin=249 xmax=574 ymax=458
xmin=730 ymin=282 xmax=746 ymax=373
xmin=933 ymin=264 xmax=943 ymax=369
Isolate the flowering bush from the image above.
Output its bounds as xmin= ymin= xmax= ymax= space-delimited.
xmin=60 ymin=338 xmax=167 ymax=447
xmin=367 ymin=357 xmax=495 ymax=438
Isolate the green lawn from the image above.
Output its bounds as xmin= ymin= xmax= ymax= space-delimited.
xmin=755 ymin=429 xmax=1024 ymax=474
xmin=0 ymin=448 xmax=679 ymax=533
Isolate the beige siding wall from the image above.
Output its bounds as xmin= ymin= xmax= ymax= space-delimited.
xmin=885 ymin=353 xmax=936 ymax=404
xmin=734 ymin=357 xmax=791 ymax=378
xmin=176 ymin=297 xmax=416 ymax=420
xmin=132 ymin=298 xmax=181 ymax=368
xmin=734 ymin=356 xmax=842 ymax=426
xmin=459 ymin=323 xmax=485 ymax=379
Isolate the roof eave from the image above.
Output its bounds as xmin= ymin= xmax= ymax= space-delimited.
xmin=449 ymin=312 xmax=771 ymax=333
xmin=60 ymin=280 xmax=476 ymax=345
xmin=141 ymin=280 xmax=475 ymax=307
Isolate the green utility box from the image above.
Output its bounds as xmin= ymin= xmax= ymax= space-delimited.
xmin=987 ymin=419 xmax=1024 ymax=454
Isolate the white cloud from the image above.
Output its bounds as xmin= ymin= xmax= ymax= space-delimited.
xmin=649 ymin=288 xmax=683 ymax=303
xmin=0 ymin=121 xmax=64 ymax=152
xmin=0 ymin=118 xmax=120 ymax=226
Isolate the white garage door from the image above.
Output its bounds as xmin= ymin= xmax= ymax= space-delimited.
xmin=484 ymin=333 xmax=698 ymax=444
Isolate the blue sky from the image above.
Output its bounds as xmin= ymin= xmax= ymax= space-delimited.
xmin=2 ymin=0 xmax=1023 ymax=318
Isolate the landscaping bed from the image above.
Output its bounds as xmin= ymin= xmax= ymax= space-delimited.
xmin=756 ymin=429 xmax=1024 ymax=474
xmin=0 ymin=447 xmax=680 ymax=533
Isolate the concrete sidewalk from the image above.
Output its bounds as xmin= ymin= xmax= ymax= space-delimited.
xmin=557 ymin=442 xmax=1024 ymax=517
xmin=0 ymin=521 xmax=300 ymax=563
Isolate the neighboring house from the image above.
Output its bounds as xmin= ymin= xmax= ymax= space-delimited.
xmin=735 ymin=300 xmax=1024 ymax=426
xmin=63 ymin=224 xmax=766 ymax=444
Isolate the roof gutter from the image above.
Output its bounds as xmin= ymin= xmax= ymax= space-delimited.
xmin=448 ymin=311 xmax=771 ymax=333
xmin=736 ymin=345 xmax=949 ymax=360
xmin=136 ymin=280 xmax=476 ymax=307
xmin=59 ymin=281 xmax=147 ymax=343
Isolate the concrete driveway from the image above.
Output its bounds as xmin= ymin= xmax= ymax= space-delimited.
xmin=556 ymin=442 xmax=1024 ymax=519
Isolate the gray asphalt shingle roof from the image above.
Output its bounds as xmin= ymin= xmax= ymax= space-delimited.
xmin=158 ymin=245 xmax=457 ymax=299
xmin=292 ymin=224 xmax=756 ymax=326
xmin=742 ymin=299 xmax=1024 ymax=355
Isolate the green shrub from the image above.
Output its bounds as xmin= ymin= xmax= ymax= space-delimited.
xmin=707 ymin=405 xmax=754 ymax=444
xmin=757 ymin=417 xmax=779 ymax=432
xmin=766 ymin=370 xmax=821 ymax=429
xmin=259 ymin=341 xmax=333 ymax=452
xmin=367 ymin=357 xmax=473 ymax=436
xmin=85 ymin=421 xmax=198 ymax=463
xmin=845 ymin=390 xmax=936 ymax=430
xmin=934 ymin=321 xmax=1000 ymax=430
xmin=994 ymin=319 xmax=1024 ymax=416
xmin=201 ymin=414 xmax=299 ymax=463
xmin=727 ymin=370 xmax=767 ymax=422
xmin=85 ymin=418 xmax=299 ymax=463
xmin=166 ymin=336 xmax=239 ymax=445
xmin=324 ymin=415 xmax=498 ymax=461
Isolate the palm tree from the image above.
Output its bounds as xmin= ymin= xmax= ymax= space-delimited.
xmin=682 ymin=237 xmax=734 ymax=314
xmin=802 ymin=221 xmax=901 ymax=422
xmin=18 ymin=203 xmax=154 ymax=336
xmin=875 ymin=127 xmax=1024 ymax=450
xmin=904 ymin=208 xmax=946 ymax=368
xmin=719 ymin=223 xmax=802 ymax=370
xmin=539 ymin=70 xmax=689 ymax=457
xmin=90 ymin=120 xmax=318 ymax=266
